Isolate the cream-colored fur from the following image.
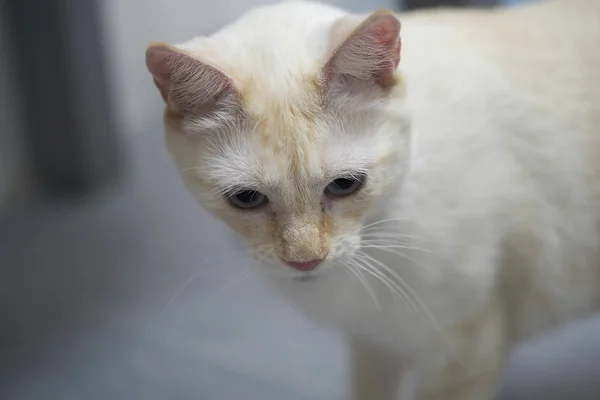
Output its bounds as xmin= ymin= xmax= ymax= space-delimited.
xmin=146 ymin=0 xmax=600 ymax=398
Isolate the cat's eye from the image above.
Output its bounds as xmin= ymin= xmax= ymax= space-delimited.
xmin=228 ymin=190 xmax=268 ymax=209
xmin=324 ymin=175 xmax=365 ymax=198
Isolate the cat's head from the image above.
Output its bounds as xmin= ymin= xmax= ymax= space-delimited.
xmin=146 ymin=2 xmax=410 ymax=278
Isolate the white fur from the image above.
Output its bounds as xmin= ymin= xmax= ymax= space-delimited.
xmin=158 ymin=0 xmax=600 ymax=398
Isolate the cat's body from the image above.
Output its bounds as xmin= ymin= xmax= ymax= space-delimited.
xmin=146 ymin=0 xmax=600 ymax=398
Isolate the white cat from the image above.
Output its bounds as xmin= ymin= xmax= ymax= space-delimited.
xmin=145 ymin=0 xmax=600 ymax=398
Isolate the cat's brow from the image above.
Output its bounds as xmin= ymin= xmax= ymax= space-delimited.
xmin=211 ymin=167 xmax=280 ymax=194
xmin=325 ymin=159 xmax=370 ymax=180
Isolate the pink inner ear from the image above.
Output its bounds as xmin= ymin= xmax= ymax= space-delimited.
xmin=322 ymin=12 xmax=401 ymax=91
xmin=371 ymin=15 xmax=401 ymax=70
xmin=145 ymin=44 xmax=237 ymax=115
xmin=146 ymin=46 xmax=176 ymax=103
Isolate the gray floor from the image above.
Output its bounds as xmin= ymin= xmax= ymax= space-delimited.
xmin=2 ymin=121 xmax=600 ymax=400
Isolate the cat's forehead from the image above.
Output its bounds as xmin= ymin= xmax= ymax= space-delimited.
xmin=245 ymin=78 xmax=320 ymax=149
xmin=248 ymin=90 xmax=326 ymax=184
xmin=233 ymin=80 xmax=378 ymax=175
xmin=197 ymin=49 xmax=382 ymax=191
xmin=200 ymin=94 xmax=372 ymax=194
xmin=235 ymin=117 xmax=372 ymax=188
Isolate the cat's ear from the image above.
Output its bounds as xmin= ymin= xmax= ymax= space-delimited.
xmin=320 ymin=11 xmax=401 ymax=95
xmin=145 ymin=43 xmax=238 ymax=115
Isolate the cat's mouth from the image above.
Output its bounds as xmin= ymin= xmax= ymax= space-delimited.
xmin=284 ymin=257 xmax=352 ymax=281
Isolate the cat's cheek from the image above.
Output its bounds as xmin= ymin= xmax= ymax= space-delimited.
xmin=325 ymin=195 xmax=375 ymax=255
xmin=331 ymin=190 xmax=377 ymax=223
xmin=330 ymin=234 xmax=362 ymax=260
xmin=204 ymin=201 xmax=272 ymax=241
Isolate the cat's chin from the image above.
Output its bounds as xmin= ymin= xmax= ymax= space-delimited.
xmin=293 ymin=274 xmax=318 ymax=282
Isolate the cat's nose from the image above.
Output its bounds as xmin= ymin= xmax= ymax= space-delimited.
xmin=286 ymin=259 xmax=323 ymax=272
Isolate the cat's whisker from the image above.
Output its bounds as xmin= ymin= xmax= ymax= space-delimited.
xmin=361 ymin=238 xmax=413 ymax=246
xmin=361 ymin=248 xmax=434 ymax=269
xmin=356 ymin=251 xmax=430 ymax=318
xmin=361 ymin=241 xmax=412 ymax=249
xmin=351 ymin=258 xmax=431 ymax=348
xmin=159 ymin=250 xmax=255 ymax=316
xmin=352 ymin=254 xmax=469 ymax=371
xmin=160 ymin=270 xmax=207 ymax=316
xmin=160 ymin=255 xmax=234 ymax=316
xmin=352 ymin=254 xmax=422 ymax=322
xmin=356 ymin=251 xmax=466 ymax=372
xmin=208 ymin=268 xmax=257 ymax=299
xmin=359 ymin=227 xmax=436 ymax=246
xmin=361 ymin=242 xmax=437 ymax=257
xmin=344 ymin=260 xmax=380 ymax=311
xmin=361 ymin=242 xmax=456 ymax=266
xmin=360 ymin=231 xmax=434 ymax=243
xmin=360 ymin=217 xmax=414 ymax=231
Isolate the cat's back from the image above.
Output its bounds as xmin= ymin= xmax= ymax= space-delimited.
xmin=400 ymin=0 xmax=600 ymax=119
xmin=399 ymin=0 xmax=600 ymax=190
xmin=474 ymin=0 xmax=600 ymax=128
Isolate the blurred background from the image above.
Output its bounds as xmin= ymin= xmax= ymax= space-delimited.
xmin=1 ymin=0 xmax=599 ymax=399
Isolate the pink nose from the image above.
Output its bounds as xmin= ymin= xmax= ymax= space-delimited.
xmin=286 ymin=259 xmax=323 ymax=272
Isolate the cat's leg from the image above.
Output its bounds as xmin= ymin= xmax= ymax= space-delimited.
xmin=349 ymin=336 xmax=412 ymax=400
xmin=419 ymin=303 xmax=509 ymax=400
xmin=420 ymin=362 xmax=504 ymax=400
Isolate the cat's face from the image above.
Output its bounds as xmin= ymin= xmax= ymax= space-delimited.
xmin=147 ymin=7 xmax=409 ymax=277
xmin=166 ymin=90 xmax=409 ymax=278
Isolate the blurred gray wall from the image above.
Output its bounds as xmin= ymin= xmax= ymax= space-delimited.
xmin=0 ymin=9 xmax=32 ymax=207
